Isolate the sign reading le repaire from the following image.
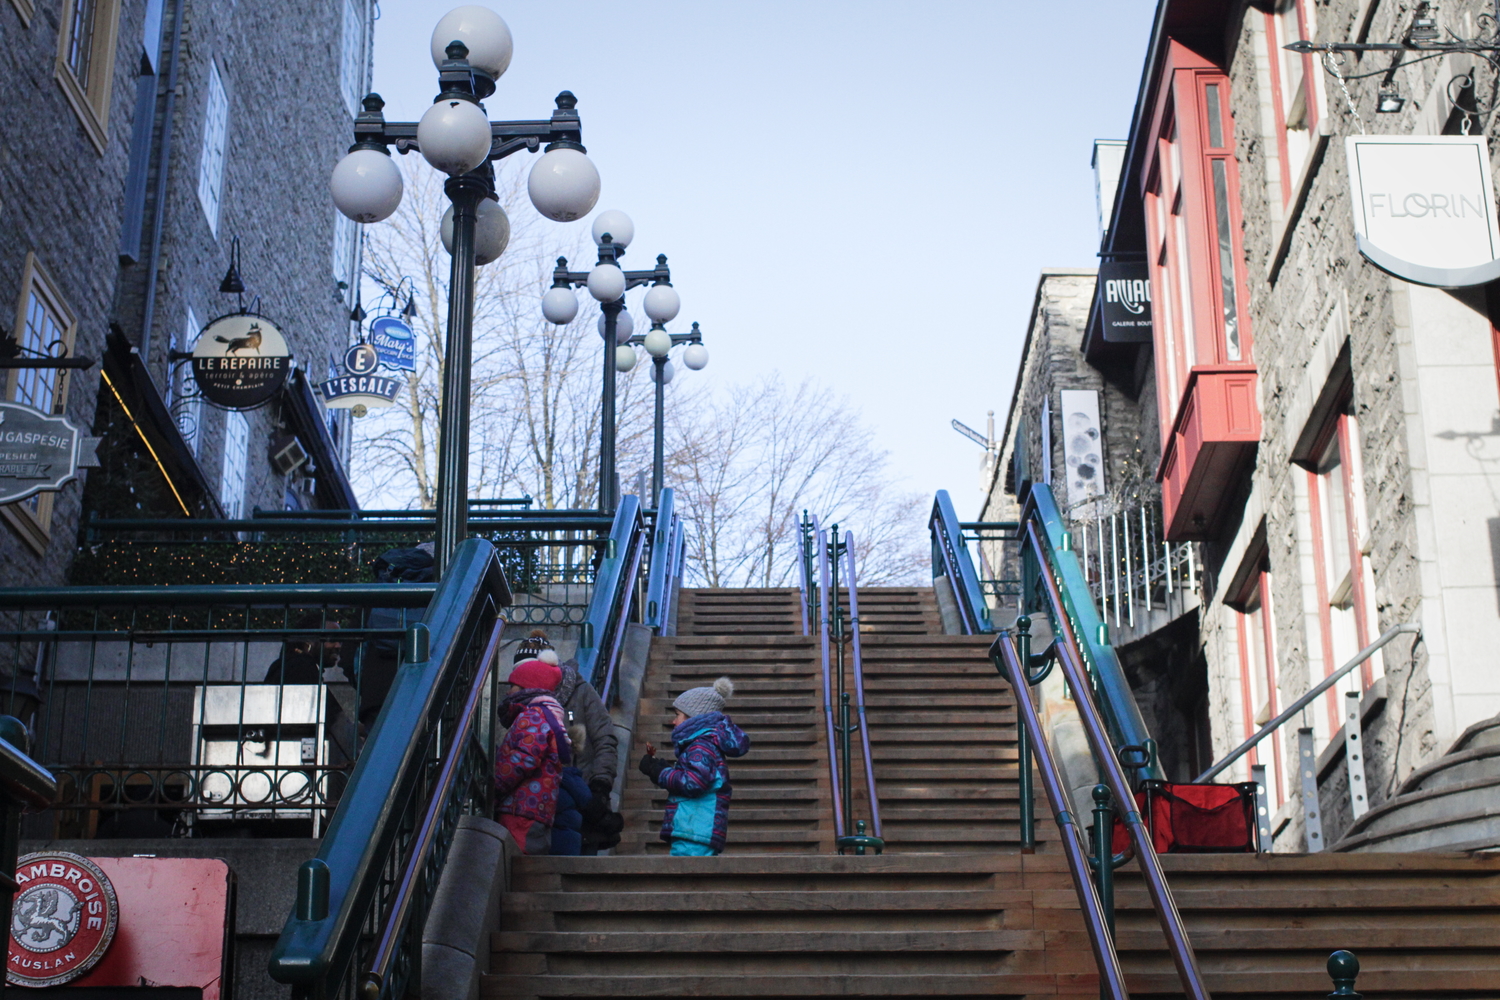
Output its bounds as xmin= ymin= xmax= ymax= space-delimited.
xmin=1097 ymin=261 xmax=1153 ymax=342
xmin=1346 ymin=135 xmax=1500 ymax=288
xmin=0 ymin=403 xmax=98 ymax=505
xmin=191 ymin=314 xmax=292 ymax=409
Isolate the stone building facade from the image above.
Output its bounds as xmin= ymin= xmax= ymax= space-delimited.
xmin=983 ymin=0 xmax=1500 ymax=850
xmin=0 ymin=0 xmax=367 ymax=589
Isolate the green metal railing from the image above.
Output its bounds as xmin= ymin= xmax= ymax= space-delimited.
xmin=644 ymin=488 xmax=685 ymax=634
xmin=577 ymin=496 xmax=649 ymax=703
xmin=929 ymin=491 xmax=992 ymax=634
xmin=269 ymin=537 xmax=510 ymax=1000
xmin=0 ymin=583 xmax=435 ymax=833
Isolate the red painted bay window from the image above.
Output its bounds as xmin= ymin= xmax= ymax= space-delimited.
xmin=1143 ymin=42 xmax=1259 ymax=540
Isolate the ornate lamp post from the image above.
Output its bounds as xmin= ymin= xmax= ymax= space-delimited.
xmin=540 ymin=210 xmax=681 ymax=512
xmin=329 ymin=6 xmax=601 ymax=572
xmin=621 ymin=321 xmax=709 ymax=502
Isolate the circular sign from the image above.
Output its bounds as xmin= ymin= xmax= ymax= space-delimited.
xmin=7 ymin=852 xmax=118 ymax=988
xmin=344 ymin=343 xmax=380 ymax=376
xmin=190 ymin=313 xmax=292 ymax=409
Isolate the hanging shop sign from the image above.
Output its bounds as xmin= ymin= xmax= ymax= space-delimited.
xmin=319 ymin=371 xmax=401 ymax=412
xmin=0 ymin=402 xmax=100 ymax=505
xmin=1096 ymin=262 xmax=1153 ymax=342
xmin=1059 ymin=389 xmax=1104 ymax=505
xmin=190 ymin=313 xmax=292 ymax=409
xmin=368 ymin=315 xmax=416 ymax=371
xmin=1346 ymin=135 xmax=1500 ymax=288
xmin=7 ymin=851 xmax=119 ymax=988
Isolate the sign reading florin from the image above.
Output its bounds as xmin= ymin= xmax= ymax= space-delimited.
xmin=1346 ymin=135 xmax=1500 ymax=288
xmin=7 ymin=851 xmax=119 ymax=988
xmin=191 ymin=314 xmax=292 ymax=409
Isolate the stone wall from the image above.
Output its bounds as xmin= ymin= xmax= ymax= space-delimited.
xmin=0 ymin=0 xmax=367 ymax=589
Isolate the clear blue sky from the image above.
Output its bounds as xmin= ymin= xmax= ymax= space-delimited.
xmin=371 ymin=1 xmax=1158 ymax=514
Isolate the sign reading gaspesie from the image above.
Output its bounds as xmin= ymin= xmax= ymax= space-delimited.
xmin=7 ymin=851 xmax=119 ymax=988
xmin=0 ymin=402 xmax=100 ymax=505
xmin=1346 ymin=135 xmax=1500 ymax=288
xmin=191 ymin=313 xmax=292 ymax=409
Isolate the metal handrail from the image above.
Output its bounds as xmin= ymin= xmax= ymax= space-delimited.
xmin=1195 ymin=622 xmax=1420 ymax=783
xmin=839 ymin=530 xmax=882 ymax=843
xmin=992 ymin=631 xmax=1129 ymax=1000
xmin=1024 ymin=488 xmax=1158 ymax=769
xmin=813 ymin=517 xmax=845 ymax=838
xmin=929 ymin=490 xmax=990 ymax=634
xmin=268 ymin=538 xmax=510 ymax=997
xmin=1030 ymin=539 xmax=1210 ymax=1000
xmin=798 ymin=512 xmax=817 ymax=637
xmin=644 ymin=488 xmax=679 ymax=629
xmin=84 ymin=515 xmax=614 ymax=535
xmin=361 ymin=617 xmax=504 ymax=999
xmin=577 ymin=496 xmax=648 ymax=701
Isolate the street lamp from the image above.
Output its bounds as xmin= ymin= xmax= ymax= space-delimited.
xmin=619 ymin=321 xmax=708 ymax=502
xmin=329 ymin=5 xmax=600 ymax=572
xmin=541 ymin=210 xmax=680 ymax=511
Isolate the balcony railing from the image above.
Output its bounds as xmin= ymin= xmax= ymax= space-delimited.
xmin=1073 ymin=499 xmax=1200 ymax=633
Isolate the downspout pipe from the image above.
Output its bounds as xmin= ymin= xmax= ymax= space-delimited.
xmin=138 ymin=0 xmax=186 ymax=381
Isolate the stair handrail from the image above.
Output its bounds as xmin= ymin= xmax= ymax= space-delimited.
xmin=0 ymin=719 xmax=58 ymax=939
xmin=991 ymin=631 xmax=1130 ymax=1000
xmin=798 ymin=511 xmax=818 ymax=637
xmin=268 ymin=537 xmax=511 ymax=998
xmin=577 ymin=495 xmax=649 ymax=703
xmin=838 ymin=529 xmax=882 ymax=847
xmin=1028 ymin=534 xmax=1211 ymax=1000
xmin=659 ymin=514 xmax=686 ymax=637
xmin=1195 ymin=622 xmax=1420 ymax=783
xmin=1023 ymin=486 xmax=1158 ymax=769
xmin=813 ymin=516 xmax=846 ymax=839
xmin=644 ymin=488 xmax=680 ymax=631
xmin=929 ymin=490 xmax=990 ymax=633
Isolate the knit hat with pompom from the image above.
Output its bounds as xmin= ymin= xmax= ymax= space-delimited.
xmin=673 ymin=676 xmax=734 ymax=719
xmin=513 ymin=629 xmax=559 ymax=665
xmin=508 ymin=658 xmax=561 ymax=692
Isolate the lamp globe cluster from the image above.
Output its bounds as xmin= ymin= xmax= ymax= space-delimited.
xmin=329 ymin=5 xmax=601 ymax=256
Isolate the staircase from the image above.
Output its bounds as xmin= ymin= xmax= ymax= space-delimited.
xmin=488 ymin=584 xmax=1500 ymax=999
xmin=1335 ymin=714 xmax=1500 ymax=853
xmin=618 ymin=588 xmax=1046 ymax=855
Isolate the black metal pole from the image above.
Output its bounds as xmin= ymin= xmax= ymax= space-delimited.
xmin=652 ymin=354 xmax=666 ymax=501
xmin=434 ymin=174 xmax=485 ymax=573
xmin=600 ymin=298 xmax=623 ymax=512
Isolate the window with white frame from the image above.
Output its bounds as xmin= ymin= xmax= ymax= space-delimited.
xmin=198 ymin=60 xmax=229 ymax=235
xmin=1235 ymin=565 xmax=1286 ymax=810
xmin=333 ymin=213 xmax=357 ymax=297
xmin=1304 ymin=403 xmax=1379 ymax=736
xmin=54 ymin=0 xmax=121 ymax=152
xmin=172 ymin=308 xmax=203 ymax=455
xmin=5 ymin=255 xmax=78 ymax=550
xmin=341 ymin=0 xmax=367 ymax=116
xmin=1263 ymin=1 xmax=1322 ymax=208
xmin=220 ymin=409 xmax=249 ymax=518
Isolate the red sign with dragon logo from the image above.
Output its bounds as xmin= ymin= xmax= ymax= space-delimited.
xmin=7 ymin=851 xmax=119 ymax=987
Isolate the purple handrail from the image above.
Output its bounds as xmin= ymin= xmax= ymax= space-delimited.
xmin=814 ymin=520 xmax=846 ymax=839
xmin=1028 ymin=524 xmax=1210 ymax=1000
xmin=840 ymin=531 xmax=881 ymax=839
xmin=993 ymin=631 xmax=1129 ymax=1000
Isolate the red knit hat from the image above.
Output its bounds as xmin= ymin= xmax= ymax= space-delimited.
xmin=508 ymin=658 xmax=561 ymax=692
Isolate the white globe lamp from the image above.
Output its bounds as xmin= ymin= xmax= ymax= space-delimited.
xmin=597 ymin=310 xmax=633 ymax=342
xmin=330 ymin=149 xmax=403 ymax=223
xmin=417 ymin=99 xmax=492 ymax=175
xmin=591 ymin=210 xmax=634 ymax=247
xmin=541 ymin=287 xmax=579 ymax=325
xmin=643 ymin=326 xmax=672 ymax=358
xmin=528 ymin=148 xmax=601 ymax=222
xmin=682 ymin=343 xmax=709 ymax=370
xmin=430 ymin=6 xmax=513 ymax=78
xmin=586 ymin=263 xmax=625 ymax=302
xmin=441 ymin=197 xmax=510 ymax=265
xmin=651 ymin=360 xmax=676 ymax=385
xmin=643 ymin=284 xmax=680 ymax=324
xmin=615 ymin=345 xmax=639 ymax=372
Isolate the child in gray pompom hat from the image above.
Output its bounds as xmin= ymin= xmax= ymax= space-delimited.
xmin=639 ymin=677 xmax=750 ymax=856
